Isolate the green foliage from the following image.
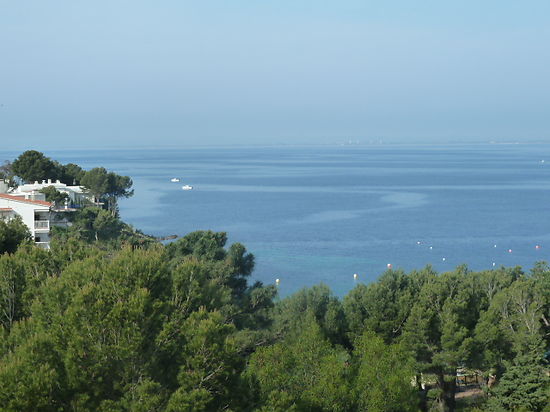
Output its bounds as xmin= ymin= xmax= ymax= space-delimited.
xmin=11 ymin=150 xmax=60 ymax=182
xmin=1 ymin=221 xmax=549 ymax=411
xmin=0 ymin=231 xmax=278 ymax=410
xmin=487 ymin=350 xmax=550 ymax=412
xmin=80 ymin=167 xmax=111 ymax=202
xmin=352 ymin=331 xmax=419 ymax=411
xmin=80 ymin=167 xmax=133 ymax=211
xmin=343 ymin=266 xmax=435 ymax=343
xmin=167 ymin=310 xmax=245 ymax=411
xmin=59 ymin=163 xmax=85 ymax=185
xmin=0 ymin=330 xmax=65 ymax=412
xmin=273 ymin=284 xmax=348 ymax=346
xmin=167 ymin=230 xmax=229 ymax=261
xmin=475 ymin=276 xmax=547 ymax=374
xmin=247 ymin=312 xmax=351 ymax=411
xmin=63 ymin=207 xmax=124 ymax=242
xmin=0 ymin=216 xmax=31 ymax=255
xmin=39 ymin=185 xmax=69 ymax=206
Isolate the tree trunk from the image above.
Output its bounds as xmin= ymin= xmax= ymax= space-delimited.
xmin=436 ymin=372 xmax=456 ymax=412
xmin=415 ymin=374 xmax=429 ymax=412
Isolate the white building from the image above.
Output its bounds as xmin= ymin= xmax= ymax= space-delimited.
xmin=0 ymin=179 xmax=93 ymax=249
xmin=10 ymin=179 xmax=92 ymax=207
xmin=0 ymin=193 xmax=55 ymax=249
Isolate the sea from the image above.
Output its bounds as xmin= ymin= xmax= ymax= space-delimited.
xmin=3 ymin=143 xmax=550 ymax=297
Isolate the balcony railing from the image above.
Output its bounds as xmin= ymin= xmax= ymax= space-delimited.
xmin=34 ymin=220 xmax=50 ymax=230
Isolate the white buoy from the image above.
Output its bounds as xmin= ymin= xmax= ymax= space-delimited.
xmin=429 ymin=246 xmax=433 ymax=250
xmin=442 ymin=257 xmax=446 ymax=261
xmin=353 ymin=273 xmax=358 ymax=280
xmin=494 ymin=244 xmax=497 ymax=248
xmin=492 ymin=262 xmax=496 ymax=267
xmin=275 ymin=278 xmax=280 ymax=285
xmin=416 ymin=241 xmax=421 ymax=245
xmin=387 ymin=263 xmax=392 ymax=269
xmin=508 ymin=249 xmax=512 ymax=253
xmin=536 ymin=245 xmax=541 ymax=250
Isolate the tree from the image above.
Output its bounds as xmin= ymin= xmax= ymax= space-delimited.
xmin=166 ymin=310 xmax=246 ymax=411
xmin=167 ymin=230 xmax=229 ymax=261
xmin=0 ymin=328 xmax=65 ymax=412
xmin=59 ymin=163 xmax=85 ymax=185
xmin=164 ymin=231 xmax=276 ymax=354
xmin=80 ymin=167 xmax=134 ymax=212
xmin=402 ymin=268 xmax=477 ymax=412
xmin=476 ymin=278 xmax=547 ymax=369
xmin=272 ymin=284 xmax=348 ymax=347
xmin=487 ymin=349 xmax=550 ymax=412
xmin=11 ymin=150 xmax=60 ymax=183
xmin=39 ymin=186 xmax=69 ymax=207
xmin=23 ymin=247 xmax=171 ymax=411
xmin=343 ymin=266 xmax=435 ymax=344
xmin=80 ymin=167 xmax=111 ymax=204
xmin=0 ymin=216 xmax=31 ymax=255
xmin=106 ymin=172 xmax=133 ymax=211
xmin=247 ymin=312 xmax=351 ymax=411
xmin=65 ymin=207 xmax=125 ymax=242
xmin=352 ymin=331 xmax=419 ymax=412
xmin=0 ymin=254 xmax=25 ymax=331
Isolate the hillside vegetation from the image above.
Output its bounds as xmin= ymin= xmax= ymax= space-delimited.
xmin=0 ymin=230 xmax=549 ymax=411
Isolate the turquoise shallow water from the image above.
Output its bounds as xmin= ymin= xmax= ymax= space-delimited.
xmin=3 ymin=144 xmax=550 ymax=296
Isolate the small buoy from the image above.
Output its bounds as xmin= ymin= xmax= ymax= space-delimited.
xmin=416 ymin=241 xmax=421 ymax=245
xmin=535 ymin=245 xmax=541 ymax=250
xmin=429 ymin=246 xmax=433 ymax=250
xmin=442 ymin=257 xmax=446 ymax=261
xmin=494 ymin=244 xmax=497 ymax=248
xmin=353 ymin=273 xmax=358 ymax=280
xmin=508 ymin=249 xmax=512 ymax=253
xmin=492 ymin=262 xmax=496 ymax=267
xmin=275 ymin=278 xmax=280 ymax=285
xmin=387 ymin=263 xmax=392 ymax=269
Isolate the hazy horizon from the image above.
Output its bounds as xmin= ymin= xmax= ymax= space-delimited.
xmin=1 ymin=1 xmax=549 ymax=150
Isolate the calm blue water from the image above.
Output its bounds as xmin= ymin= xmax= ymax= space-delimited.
xmin=3 ymin=144 xmax=550 ymax=296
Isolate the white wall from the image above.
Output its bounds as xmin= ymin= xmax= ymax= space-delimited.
xmin=0 ymin=197 xmax=50 ymax=239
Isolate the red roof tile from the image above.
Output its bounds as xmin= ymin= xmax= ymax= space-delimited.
xmin=0 ymin=193 xmax=52 ymax=207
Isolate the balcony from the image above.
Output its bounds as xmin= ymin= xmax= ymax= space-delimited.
xmin=34 ymin=220 xmax=50 ymax=231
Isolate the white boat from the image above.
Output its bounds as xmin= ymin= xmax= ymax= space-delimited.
xmin=182 ymin=185 xmax=193 ymax=190
xmin=170 ymin=178 xmax=180 ymax=182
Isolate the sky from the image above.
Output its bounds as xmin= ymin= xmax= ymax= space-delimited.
xmin=1 ymin=1 xmax=550 ymax=149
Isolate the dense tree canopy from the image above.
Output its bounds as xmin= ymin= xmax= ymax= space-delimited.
xmin=11 ymin=150 xmax=60 ymax=183
xmin=0 ymin=216 xmax=31 ymax=255
xmin=1 ymin=228 xmax=548 ymax=411
xmin=80 ymin=167 xmax=134 ymax=212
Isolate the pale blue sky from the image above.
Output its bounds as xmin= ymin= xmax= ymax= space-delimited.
xmin=1 ymin=1 xmax=549 ymax=149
